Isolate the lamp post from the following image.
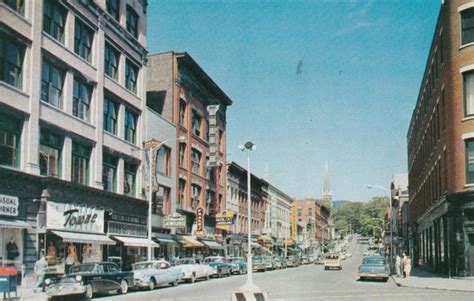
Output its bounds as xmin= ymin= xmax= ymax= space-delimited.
xmin=145 ymin=136 xmax=186 ymax=261
xmin=367 ymin=185 xmax=393 ymax=268
xmin=238 ymin=141 xmax=260 ymax=292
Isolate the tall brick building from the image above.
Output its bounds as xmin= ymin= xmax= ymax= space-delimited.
xmin=407 ymin=0 xmax=474 ymax=277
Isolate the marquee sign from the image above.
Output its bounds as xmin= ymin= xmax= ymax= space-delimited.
xmin=0 ymin=194 xmax=19 ymax=217
xmin=215 ymin=210 xmax=235 ymax=231
xmin=193 ymin=206 xmax=206 ymax=237
xmin=47 ymin=201 xmax=105 ymax=233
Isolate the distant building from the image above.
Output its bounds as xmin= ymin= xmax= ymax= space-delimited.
xmin=390 ymin=174 xmax=409 ymax=256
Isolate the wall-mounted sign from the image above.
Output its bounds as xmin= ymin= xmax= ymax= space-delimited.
xmin=110 ymin=213 xmax=146 ymax=225
xmin=164 ymin=214 xmax=186 ymax=228
xmin=47 ymin=202 xmax=104 ymax=233
xmin=193 ymin=206 xmax=206 ymax=237
xmin=0 ymin=194 xmax=19 ymax=217
xmin=215 ymin=210 xmax=235 ymax=231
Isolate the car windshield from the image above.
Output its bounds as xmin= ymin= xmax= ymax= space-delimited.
xmin=363 ymin=258 xmax=385 ymax=265
xmin=176 ymin=259 xmax=195 ymax=265
xmin=133 ymin=262 xmax=153 ymax=270
xmin=204 ymin=257 xmax=224 ymax=263
xmin=69 ymin=264 xmax=103 ymax=274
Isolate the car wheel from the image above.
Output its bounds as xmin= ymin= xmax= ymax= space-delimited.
xmin=189 ymin=273 xmax=196 ymax=283
xmin=170 ymin=279 xmax=179 ymax=286
xmin=218 ymin=270 xmax=222 ymax=278
xmin=84 ymin=284 xmax=93 ymax=299
xmin=120 ymin=280 xmax=129 ymax=294
xmin=149 ymin=278 xmax=156 ymax=290
xmin=227 ymin=270 xmax=231 ymax=277
xmin=206 ymin=273 xmax=210 ymax=281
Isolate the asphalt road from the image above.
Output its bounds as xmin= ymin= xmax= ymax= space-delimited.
xmin=93 ymin=241 xmax=472 ymax=301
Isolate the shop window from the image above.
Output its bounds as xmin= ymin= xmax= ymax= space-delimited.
xmin=1 ymin=229 xmax=23 ymax=269
xmin=71 ymin=142 xmax=90 ymax=185
xmin=179 ymin=142 xmax=186 ymax=168
xmin=191 ymin=109 xmax=201 ymax=137
xmin=124 ymin=161 xmax=137 ymax=197
xmin=0 ymin=112 xmax=22 ymax=168
xmin=39 ymin=129 xmax=63 ymax=177
xmin=124 ymin=108 xmax=137 ymax=144
xmin=191 ymin=149 xmax=201 ymax=175
xmin=2 ymin=0 xmax=25 ymax=15
xmin=126 ymin=5 xmax=138 ymax=39
xmin=178 ymin=179 xmax=186 ymax=204
xmin=103 ymin=97 xmax=118 ymax=135
xmin=102 ymin=153 xmax=117 ymax=192
xmin=156 ymin=146 xmax=171 ymax=176
xmin=41 ymin=59 xmax=64 ymax=108
xmin=462 ymin=8 xmax=474 ymax=45
xmin=104 ymin=43 xmax=119 ymax=80
xmin=73 ymin=78 xmax=91 ymax=122
xmin=466 ymin=139 xmax=474 ymax=184
xmin=74 ymin=19 xmax=93 ymax=62
xmin=0 ymin=35 xmax=25 ymax=90
xmin=43 ymin=0 xmax=67 ymax=43
xmin=106 ymin=0 xmax=120 ymax=21
xmin=179 ymin=99 xmax=186 ymax=126
xmin=465 ymin=208 xmax=474 ymax=222
xmin=125 ymin=59 xmax=138 ymax=93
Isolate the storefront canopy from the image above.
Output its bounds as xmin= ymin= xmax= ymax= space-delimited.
xmin=0 ymin=219 xmax=31 ymax=229
xmin=200 ymin=239 xmax=224 ymax=250
xmin=155 ymin=233 xmax=179 ymax=244
xmin=111 ymin=235 xmax=159 ymax=248
xmin=51 ymin=230 xmax=115 ymax=245
xmin=182 ymin=236 xmax=204 ymax=248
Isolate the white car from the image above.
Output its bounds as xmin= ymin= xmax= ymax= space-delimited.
xmin=175 ymin=258 xmax=213 ymax=283
xmin=132 ymin=260 xmax=183 ymax=290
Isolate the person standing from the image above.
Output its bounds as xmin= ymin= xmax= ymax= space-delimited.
xmin=34 ymin=253 xmax=48 ymax=293
xmin=404 ymin=256 xmax=412 ymax=278
xmin=395 ymin=254 xmax=401 ymax=277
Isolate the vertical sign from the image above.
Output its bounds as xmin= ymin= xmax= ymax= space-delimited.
xmin=207 ymin=105 xmax=220 ymax=167
xmin=194 ymin=206 xmax=205 ymax=237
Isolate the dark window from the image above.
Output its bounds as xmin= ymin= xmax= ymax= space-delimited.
xmin=146 ymin=91 xmax=166 ymax=115
xmin=72 ymin=142 xmax=90 ymax=185
xmin=73 ymin=78 xmax=91 ymax=121
xmin=0 ymin=35 xmax=25 ymax=89
xmin=126 ymin=5 xmax=138 ymax=38
xmin=125 ymin=59 xmax=138 ymax=93
xmin=124 ymin=108 xmax=137 ymax=144
xmin=156 ymin=146 xmax=171 ymax=176
xmin=466 ymin=139 xmax=474 ymax=184
xmin=462 ymin=9 xmax=474 ymax=45
xmin=2 ymin=0 xmax=25 ymax=15
xmin=102 ymin=153 xmax=117 ymax=192
xmin=179 ymin=99 xmax=186 ymax=126
xmin=74 ymin=20 xmax=93 ymax=62
xmin=0 ymin=112 xmax=21 ymax=168
xmin=191 ymin=184 xmax=201 ymax=210
xmin=43 ymin=0 xmax=67 ymax=43
xmin=103 ymin=97 xmax=118 ymax=134
xmin=106 ymin=0 xmax=120 ymax=21
xmin=192 ymin=110 xmax=201 ymax=137
xmin=464 ymin=72 xmax=474 ymax=116
xmin=124 ymin=162 xmax=137 ymax=197
xmin=179 ymin=143 xmax=186 ymax=167
xmin=41 ymin=59 xmax=64 ymax=108
xmin=191 ymin=149 xmax=201 ymax=175
xmin=39 ymin=129 xmax=63 ymax=177
xmin=104 ymin=43 xmax=119 ymax=80
xmin=178 ymin=179 xmax=186 ymax=204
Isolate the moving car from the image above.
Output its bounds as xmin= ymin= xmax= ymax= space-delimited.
xmin=252 ymin=255 xmax=266 ymax=272
xmin=203 ymin=256 xmax=232 ymax=278
xmin=132 ymin=260 xmax=183 ymax=290
xmin=175 ymin=258 xmax=211 ymax=283
xmin=358 ymin=255 xmax=390 ymax=281
xmin=324 ymin=253 xmax=342 ymax=270
xmin=227 ymin=257 xmax=247 ymax=274
xmin=45 ymin=262 xmax=133 ymax=299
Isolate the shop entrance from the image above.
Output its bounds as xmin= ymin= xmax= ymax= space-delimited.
xmin=469 ymin=234 xmax=474 ymax=276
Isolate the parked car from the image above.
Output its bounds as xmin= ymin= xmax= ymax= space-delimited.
xmin=308 ymin=254 xmax=317 ymax=264
xmin=44 ymin=262 xmax=133 ymax=299
xmin=314 ymin=254 xmax=325 ymax=265
xmin=252 ymin=255 xmax=266 ymax=272
xmin=340 ymin=252 xmax=347 ymax=260
xmin=273 ymin=256 xmax=287 ymax=269
xmin=358 ymin=255 xmax=390 ymax=281
xmin=227 ymin=257 xmax=247 ymax=274
xmin=203 ymin=256 xmax=232 ymax=278
xmin=175 ymin=258 xmax=212 ymax=283
xmin=286 ymin=255 xmax=300 ymax=267
xmin=301 ymin=255 xmax=309 ymax=264
xmin=324 ymin=253 xmax=342 ymax=270
xmin=363 ymin=251 xmax=370 ymax=256
xmin=132 ymin=260 xmax=183 ymax=290
xmin=263 ymin=256 xmax=275 ymax=270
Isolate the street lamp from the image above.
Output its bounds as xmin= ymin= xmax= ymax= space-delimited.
xmin=367 ymin=184 xmax=393 ymax=267
xmin=238 ymin=140 xmax=260 ymax=292
xmin=145 ymin=136 xmax=186 ymax=261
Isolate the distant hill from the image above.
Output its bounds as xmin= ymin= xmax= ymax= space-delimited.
xmin=332 ymin=200 xmax=350 ymax=209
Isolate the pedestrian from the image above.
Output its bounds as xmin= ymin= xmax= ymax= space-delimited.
xmin=404 ymin=256 xmax=412 ymax=278
xmin=395 ymin=254 xmax=401 ymax=277
xmin=34 ymin=253 xmax=48 ymax=293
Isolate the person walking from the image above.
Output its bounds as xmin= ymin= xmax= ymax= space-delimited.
xmin=34 ymin=253 xmax=48 ymax=293
xmin=395 ymin=254 xmax=401 ymax=277
xmin=404 ymin=256 xmax=412 ymax=278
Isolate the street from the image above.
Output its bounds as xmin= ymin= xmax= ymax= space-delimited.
xmin=93 ymin=241 xmax=472 ymax=301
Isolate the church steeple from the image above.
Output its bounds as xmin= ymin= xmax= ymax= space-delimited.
xmin=322 ymin=161 xmax=332 ymax=207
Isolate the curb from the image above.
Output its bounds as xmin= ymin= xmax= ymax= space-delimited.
xmin=390 ymin=275 xmax=474 ymax=293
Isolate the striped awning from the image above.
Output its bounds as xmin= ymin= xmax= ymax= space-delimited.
xmin=182 ymin=236 xmax=204 ymax=248
xmin=200 ymin=239 xmax=224 ymax=250
xmin=51 ymin=230 xmax=115 ymax=245
xmin=0 ymin=219 xmax=30 ymax=229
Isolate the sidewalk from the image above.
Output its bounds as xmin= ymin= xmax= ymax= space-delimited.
xmin=1 ymin=275 xmax=48 ymax=301
xmin=391 ymin=267 xmax=474 ymax=292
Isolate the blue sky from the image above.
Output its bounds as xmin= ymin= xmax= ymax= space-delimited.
xmin=147 ymin=0 xmax=440 ymax=201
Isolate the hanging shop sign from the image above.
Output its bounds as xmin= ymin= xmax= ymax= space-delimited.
xmin=0 ymin=194 xmax=19 ymax=217
xmin=215 ymin=210 xmax=235 ymax=231
xmin=47 ymin=201 xmax=104 ymax=233
xmin=164 ymin=213 xmax=186 ymax=228
xmin=193 ymin=206 xmax=206 ymax=237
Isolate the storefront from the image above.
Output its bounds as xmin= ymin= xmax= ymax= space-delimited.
xmin=154 ymin=233 xmax=180 ymax=262
xmin=225 ymin=234 xmax=246 ymax=257
xmin=199 ymin=238 xmax=224 ymax=257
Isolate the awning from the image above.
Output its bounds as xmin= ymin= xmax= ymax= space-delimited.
xmin=0 ymin=219 xmax=31 ymax=229
xmin=155 ymin=233 xmax=179 ymax=244
xmin=200 ymin=240 xmax=224 ymax=250
xmin=51 ymin=230 xmax=115 ymax=245
xmin=111 ymin=235 xmax=159 ymax=248
xmin=182 ymin=236 xmax=204 ymax=248
xmin=227 ymin=234 xmax=246 ymax=241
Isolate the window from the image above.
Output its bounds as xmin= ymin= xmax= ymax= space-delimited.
xmin=73 ymin=78 xmax=91 ymax=121
xmin=0 ymin=112 xmax=21 ymax=168
xmin=191 ymin=110 xmax=201 ymax=137
xmin=156 ymin=146 xmax=171 ymax=176
xmin=218 ymin=129 xmax=224 ymax=152
xmin=74 ymin=20 xmax=93 ymax=62
xmin=466 ymin=140 xmax=474 ymax=184
xmin=146 ymin=91 xmax=165 ymax=115
xmin=464 ymin=72 xmax=474 ymax=116
xmin=103 ymin=97 xmax=118 ymax=134
xmin=39 ymin=129 xmax=62 ymax=177
xmin=297 ymin=207 xmax=302 ymax=217
xmin=71 ymin=142 xmax=90 ymax=185
xmin=191 ymin=149 xmax=201 ymax=175
xmin=179 ymin=143 xmax=186 ymax=167
xmin=124 ymin=162 xmax=137 ymax=197
xmin=102 ymin=153 xmax=117 ymax=192
xmin=126 ymin=6 xmax=138 ymax=38
xmin=0 ymin=35 xmax=25 ymax=89
xmin=207 ymin=190 xmax=215 ymax=214
xmin=191 ymin=184 xmax=201 ymax=210
xmin=153 ymin=185 xmax=170 ymax=214
xmin=125 ymin=59 xmax=138 ymax=93
xmin=2 ymin=0 xmax=24 ymax=15
xmin=179 ymin=99 xmax=186 ymax=126
xmin=308 ymin=208 xmax=313 ymax=216
xmin=43 ymin=0 xmax=66 ymax=43
xmin=41 ymin=60 xmax=64 ymax=108
xmin=106 ymin=0 xmax=120 ymax=21
xmin=124 ymin=108 xmax=137 ymax=144
xmin=462 ymin=9 xmax=474 ymax=45
xmin=178 ymin=179 xmax=186 ymax=204
xmin=104 ymin=43 xmax=119 ymax=80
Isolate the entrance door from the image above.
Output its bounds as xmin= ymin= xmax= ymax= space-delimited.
xmin=469 ymin=234 xmax=474 ymax=276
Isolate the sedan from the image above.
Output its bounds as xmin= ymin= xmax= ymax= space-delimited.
xmin=132 ymin=260 xmax=183 ymax=290
xmin=252 ymin=255 xmax=266 ymax=272
xmin=203 ymin=256 xmax=232 ymax=278
xmin=227 ymin=257 xmax=247 ymax=275
xmin=358 ymin=255 xmax=390 ymax=281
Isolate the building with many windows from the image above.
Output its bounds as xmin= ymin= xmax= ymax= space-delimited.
xmin=0 ymin=0 xmax=150 ymax=274
xmin=407 ymin=0 xmax=474 ymax=277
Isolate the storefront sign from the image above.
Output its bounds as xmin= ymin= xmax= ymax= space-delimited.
xmin=47 ymin=202 xmax=104 ymax=233
xmin=194 ymin=206 xmax=205 ymax=237
xmin=110 ymin=213 xmax=146 ymax=225
xmin=215 ymin=210 xmax=234 ymax=231
xmin=108 ymin=221 xmax=147 ymax=237
xmin=164 ymin=214 xmax=186 ymax=228
xmin=0 ymin=194 xmax=19 ymax=217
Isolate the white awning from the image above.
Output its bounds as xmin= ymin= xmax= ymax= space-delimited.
xmin=200 ymin=240 xmax=224 ymax=250
xmin=51 ymin=230 xmax=115 ymax=245
xmin=0 ymin=219 xmax=31 ymax=229
xmin=111 ymin=235 xmax=159 ymax=248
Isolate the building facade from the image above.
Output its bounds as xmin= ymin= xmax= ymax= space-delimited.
xmin=407 ymin=0 xmax=474 ymax=277
xmin=390 ymin=174 xmax=409 ymax=256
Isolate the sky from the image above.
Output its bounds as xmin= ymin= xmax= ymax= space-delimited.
xmin=147 ymin=0 xmax=441 ymax=202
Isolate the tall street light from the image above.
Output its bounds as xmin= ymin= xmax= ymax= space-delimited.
xmin=367 ymin=184 xmax=393 ymax=268
xmin=238 ymin=141 xmax=260 ymax=292
xmin=145 ymin=136 xmax=186 ymax=261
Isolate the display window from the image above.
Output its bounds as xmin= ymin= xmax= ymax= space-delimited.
xmin=0 ymin=228 xmax=23 ymax=269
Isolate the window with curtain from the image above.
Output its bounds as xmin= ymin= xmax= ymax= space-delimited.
xmin=464 ymin=72 xmax=474 ymax=116
xmin=2 ymin=0 xmax=25 ymax=15
xmin=191 ymin=149 xmax=201 ymax=175
xmin=179 ymin=143 xmax=186 ymax=168
xmin=178 ymin=179 xmax=186 ymax=204
xmin=39 ymin=129 xmax=63 ymax=177
xmin=41 ymin=59 xmax=64 ymax=108
xmin=104 ymin=43 xmax=119 ymax=80
xmin=462 ymin=8 xmax=474 ymax=45
xmin=124 ymin=162 xmax=137 ymax=197
xmin=0 ymin=35 xmax=25 ymax=89
xmin=106 ymin=0 xmax=120 ymax=21
xmin=191 ymin=110 xmax=201 ymax=137
xmin=43 ymin=0 xmax=66 ymax=43
xmin=191 ymin=184 xmax=201 ymax=210
xmin=71 ymin=142 xmax=90 ymax=185
xmin=74 ymin=20 xmax=93 ymax=62
xmin=466 ymin=139 xmax=474 ymax=184
xmin=156 ymin=146 xmax=171 ymax=176
xmin=102 ymin=153 xmax=117 ymax=192
xmin=103 ymin=97 xmax=118 ymax=134
xmin=124 ymin=109 xmax=137 ymax=144
xmin=126 ymin=5 xmax=138 ymax=38
xmin=179 ymin=99 xmax=186 ymax=126
xmin=125 ymin=59 xmax=138 ymax=93
xmin=73 ymin=78 xmax=91 ymax=121
xmin=0 ymin=112 xmax=22 ymax=168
